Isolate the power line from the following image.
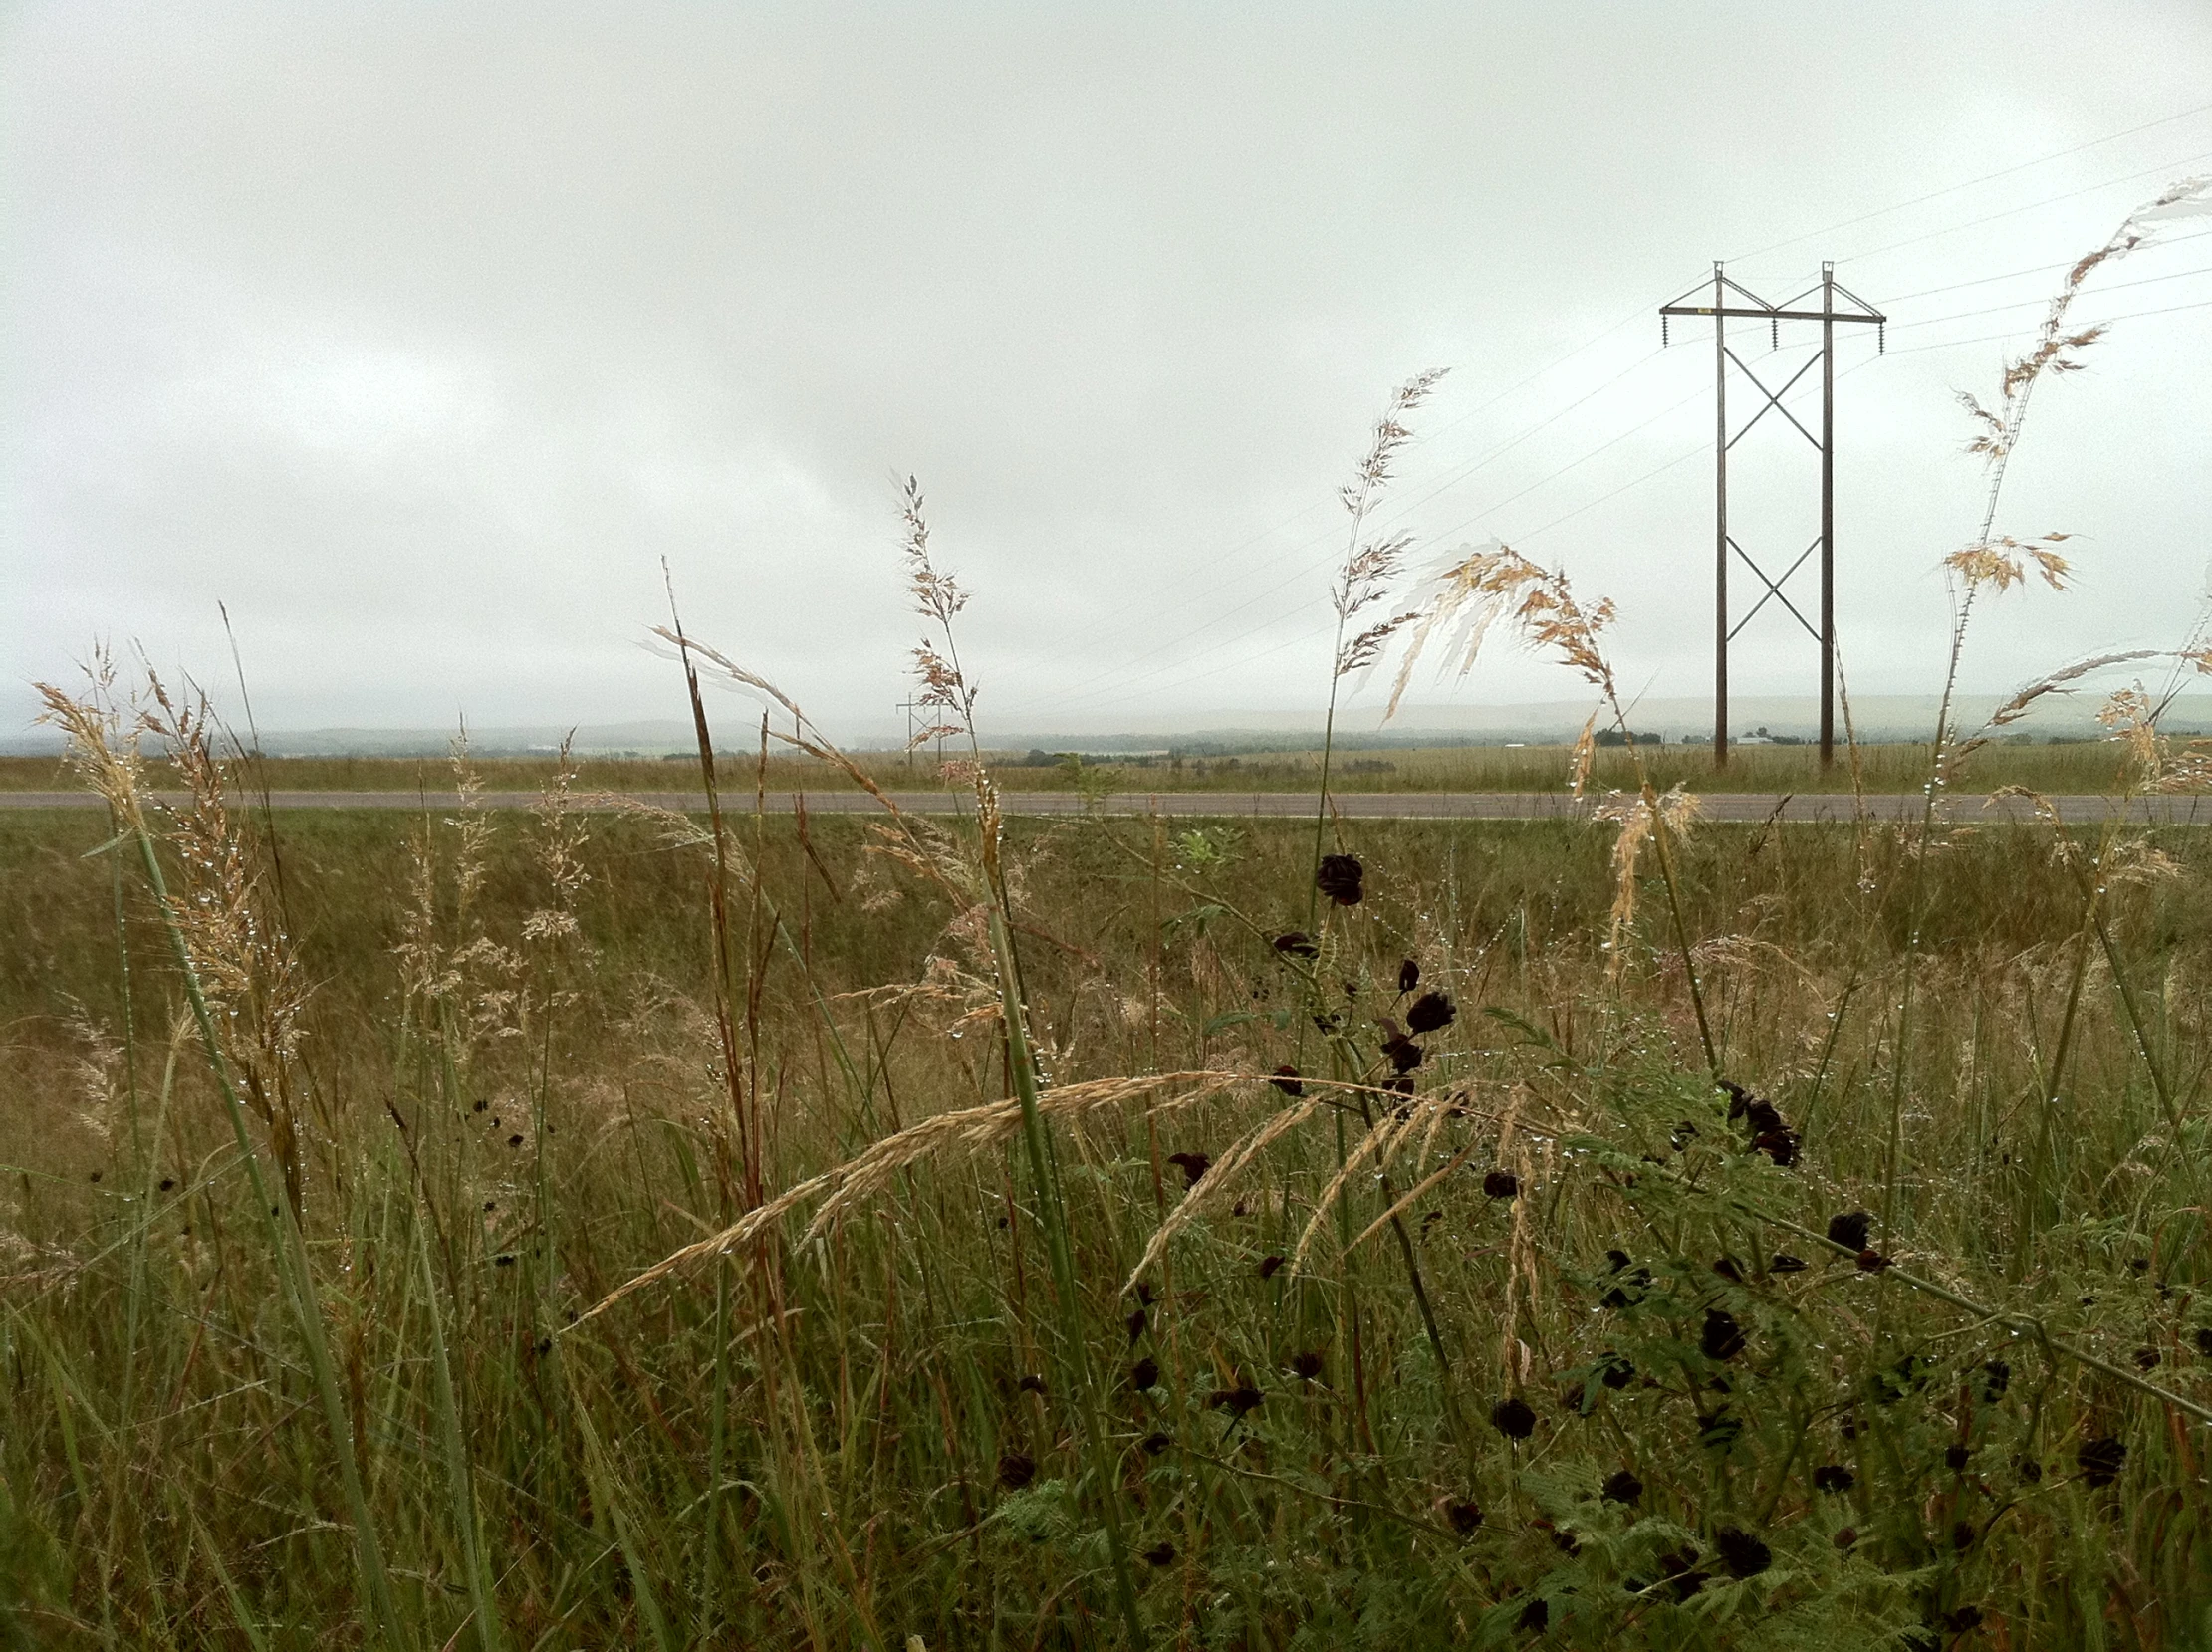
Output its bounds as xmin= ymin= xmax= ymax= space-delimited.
xmin=1881 ymin=291 xmax=2212 ymax=355
xmin=1726 ymin=98 xmax=2212 ymax=265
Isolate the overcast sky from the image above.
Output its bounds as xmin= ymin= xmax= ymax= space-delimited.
xmin=7 ymin=1 xmax=2212 ymax=742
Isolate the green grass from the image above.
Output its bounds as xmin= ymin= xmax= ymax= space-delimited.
xmin=0 ymin=737 xmax=2166 ymax=798
xmin=5 ymin=767 xmax=2212 ymax=1648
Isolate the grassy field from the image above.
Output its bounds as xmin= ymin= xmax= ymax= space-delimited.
xmin=5 ymin=719 xmax=2211 ymax=1649
xmin=0 ymin=737 xmax=2168 ymax=798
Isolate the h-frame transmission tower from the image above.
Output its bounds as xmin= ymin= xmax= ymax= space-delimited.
xmin=1661 ymin=263 xmax=1884 ymax=767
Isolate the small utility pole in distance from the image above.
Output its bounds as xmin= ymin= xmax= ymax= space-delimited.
xmin=1661 ymin=262 xmax=1884 ymax=768
xmin=896 ymin=696 xmax=921 ymax=773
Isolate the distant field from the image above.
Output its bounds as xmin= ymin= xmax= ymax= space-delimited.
xmin=0 ymin=736 xmax=2166 ymax=796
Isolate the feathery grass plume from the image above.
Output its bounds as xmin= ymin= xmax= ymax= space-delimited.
xmin=1122 ymin=1098 xmax=1322 ymax=1290
xmin=1949 ymin=648 xmax=2163 ymax=770
xmin=901 ymin=476 xmax=978 ymax=753
xmin=1592 ymin=785 xmax=1701 ymax=977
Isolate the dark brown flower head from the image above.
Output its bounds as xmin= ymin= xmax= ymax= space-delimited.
xmin=158 ymin=1177 xmax=176 ymax=1193
xmin=1833 ymin=1527 xmax=1858 ymax=1549
xmin=1381 ymin=1074 xmax=1415 ymax=1096
xmin=1654 ymin=1548 xmax=1705 ymax=1600
xmin=997 ymin=1452 xmax=1036 ymax=1489
xmin=1166 ymin=1151 xmax=1210 ymax=1188
xmin=1753 ymin=1128 xmax=1799 ymax=1167
xmin=1483 ymin=1169 xmax=1520 ymax=1200
xmin=1126 ymin=1306 xmax=1147 ymax=1341
xmin=1515 ymin=1598 xmax=1549 ymax=1633
xmin=1595 ymin=1351 xmax=1634 ymax=1390
xmin=2015 ymin=1455 xmax=2042 ymax=1482
xmin=1269 ymin=1065 xmax=1304 ymax=1096
xmin=2077 ymin=1436 xmax=2126 ymax=1487
xmin=1208 ymin=1385 xmax=1264 ymax=1418
xmin=1272 ymin=931 xmax=1319 ymax=960
xmin=494 ymin=1254 xmax=515 ymax=1268
xmin=1017 ymin=1373 xmax=1046 ymax=1395
xmin=1712 ymin=1256 xmax=1744 ymax=1283
xmin=1381 ymin=1033 xmax=1424 ymax=1074
xmin=1944 ymin=1444 xmax=1972 ymax=1472
xmin=1140 ymin=1431 xmax=1171 ymax=1455
xmin=1441 ymin=1498 xmax=1482 ymax=1535
xmin=1827 ymin=1210 xmax=1872 ymax=1252
xmin=1490 ymin=1396 xmax=1537 ymax=1439
xmin=1257 ymin=1254 xmax=1285 ymax=1280
xmin=1696 ymin=1411 xmax=1742 ymax=1451
xmin=1720 ymin=1079 xmax=1750 ymax=1118
xmin=1606 ymin=1249 xmax=1632 ymax=1272
xmin=1290 ymin=1350 xmax=1324 ymax=1381
xmin=1129 ymin=1357 xmax=1159 ymax=1390
xmin=1398 ymin=958 xmax=1421 ymax=994
xmin=1601 ymin=1468 xmax=1643 ymax=1505
xmin=1700 ymin=1310 xmax=1746 ymax=1361
xmin=1714 ymin=1528 xmax=1771 ymax=1578
xmin=1951 ymin=1520 xmax=1976 ymax=1551
xmin=1980 ymin=1359 xmax=2011 ymax=1401
xmin=1856 ymin=1249 xmax=1890 ymax=1272
xmin=1769 ymin=1253 xmax=1807 ymax=1274
xmin=2133 ymin=1346 xmax=2161 ymax=1370
xmin=1316 ymin=853 xmax=1364 ymax=905
xmin=1141 ymin=1541 xmax=1176 ymax=1566
xmin=1405 ymin=991 xmax=1456 ymax=1034
xmin=1943 ymin=1606 xmax=1985 ymax=1634
xmin=1135 ymin=1282 xmax=1155 ymax=1306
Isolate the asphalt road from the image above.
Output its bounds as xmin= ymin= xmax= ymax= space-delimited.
xmin=6 ymin=790 xmax=2209 ymax=824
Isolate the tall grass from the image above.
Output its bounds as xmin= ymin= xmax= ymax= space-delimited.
xmin=6 ymin=185 xmax=2212 ymax=1649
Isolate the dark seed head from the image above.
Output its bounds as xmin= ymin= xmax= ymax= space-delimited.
xmin=2077 ymin=1436 xmax=2126 ymax=1487
xmin=1135 ymin=1282 xmax=1155 ymax=1306
xmin=1126 ymin=1307 xmax=1147 ymax=1341
xmin=508 ymin=1133 xmax=524 ymax=1147
xmin=1943 ymin=1606 xmax=1985 ymax=1633
xmin=1515 ymin=1598 xmax=1548 ymax=1633
xmin=1813 ymin=1463 xmax=1854 ymax=1494
xmin=1257 ymin=1254 xmax=1284 ymax=1280
xmin=158 ymin=1177 xmax=176 ymax=1193
xmin=1129 ymin=1358 xmax=1159 ymax=1391
xmin=1381 ymin=1034 xmax=1424 ymax=1074
xmin=1980 ymin=1359 xmax=2011 ymax=1401
xmin=1697 ymin=1411 xmax=1743 ymax=1451
xmin=1606 ymin=1249 xmax=1632 ymax=1272
xmin=2133 ymin=1346 xmax=2161 ymax=1370
xmin=89 ymin=1171 xmax=101 ymax=1183
xmin=1290 ymin=1350 xmax=1324 ymax=1381
xmin=1654 ymin=1548 xmax=1705 ymax=1599
xmin=1754 ymin=1129 xmax=1799 ymax=1166
xmin=1017 ymin=1373 xmax=1046 ymax=1395
xmin=1856 ymin=1249 xmax=1890 ymax=1272
xmin=1951 ymin=1520 xmax=1976 ymax=1551
xmin=1601 ymin=1469 xmax=1643 ymax=1505
xmin=1405 ymin=990 xmax=1456 ymax=1034
xmin=493 ymin=1254 xmax=515 ymax=1268
xmin=1945 ymin=1444 xmax=1971 ymax=1472
xmin=2015 ymin=1455 xmax=2042 ymax=1482
xmin=1141 ymin=1541 xmax=1175 ymax=1566
xmin=1269 ymin=1065 xmax=1303 ymax=1096
xmin=1272 ymin=931 xmax=1319 ymax=960
xmin=1140 ymin=1431 xmax=1171 ymax=1455
xmin=997 ymin=1453 xmax=1036 ymax=1490
xmin=1490 ymin=1396 xmax=1537 ymax=1439
xmin=1483 ymin=1169 xmax=1520 ymax=1200
xmin=1398 ymin=958 xmax=1421 ymax=994
xmin=1316 ymin=853 xmax=1364 ymax=905
xmin=1445 ymin=1498 xmax=1482 ymax=1535
xmin=1834 ymin=1527 xmax=1858 ymax=1549
xmin=1208 ymin=1385 xmax=1263 ymax=1418
xmin=1700 ymin=1309 xmax=1746 ymax=1361
xmin=1165 ymin=1152 xmax=1210 ymax=1188
xmin=1596 ymin=1351 xmax=1634 ymax=1390
xmin=1714 ymin=1528 xmax=1770 ymax=1578
xmin=1712 ymin=1256 xmax=1744 ymax=1283
xmin=1770 ymin=1253 xmax=1807 ymax=1273
xmin=1827 ymin=1210 xmax=1873 ymax=1252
